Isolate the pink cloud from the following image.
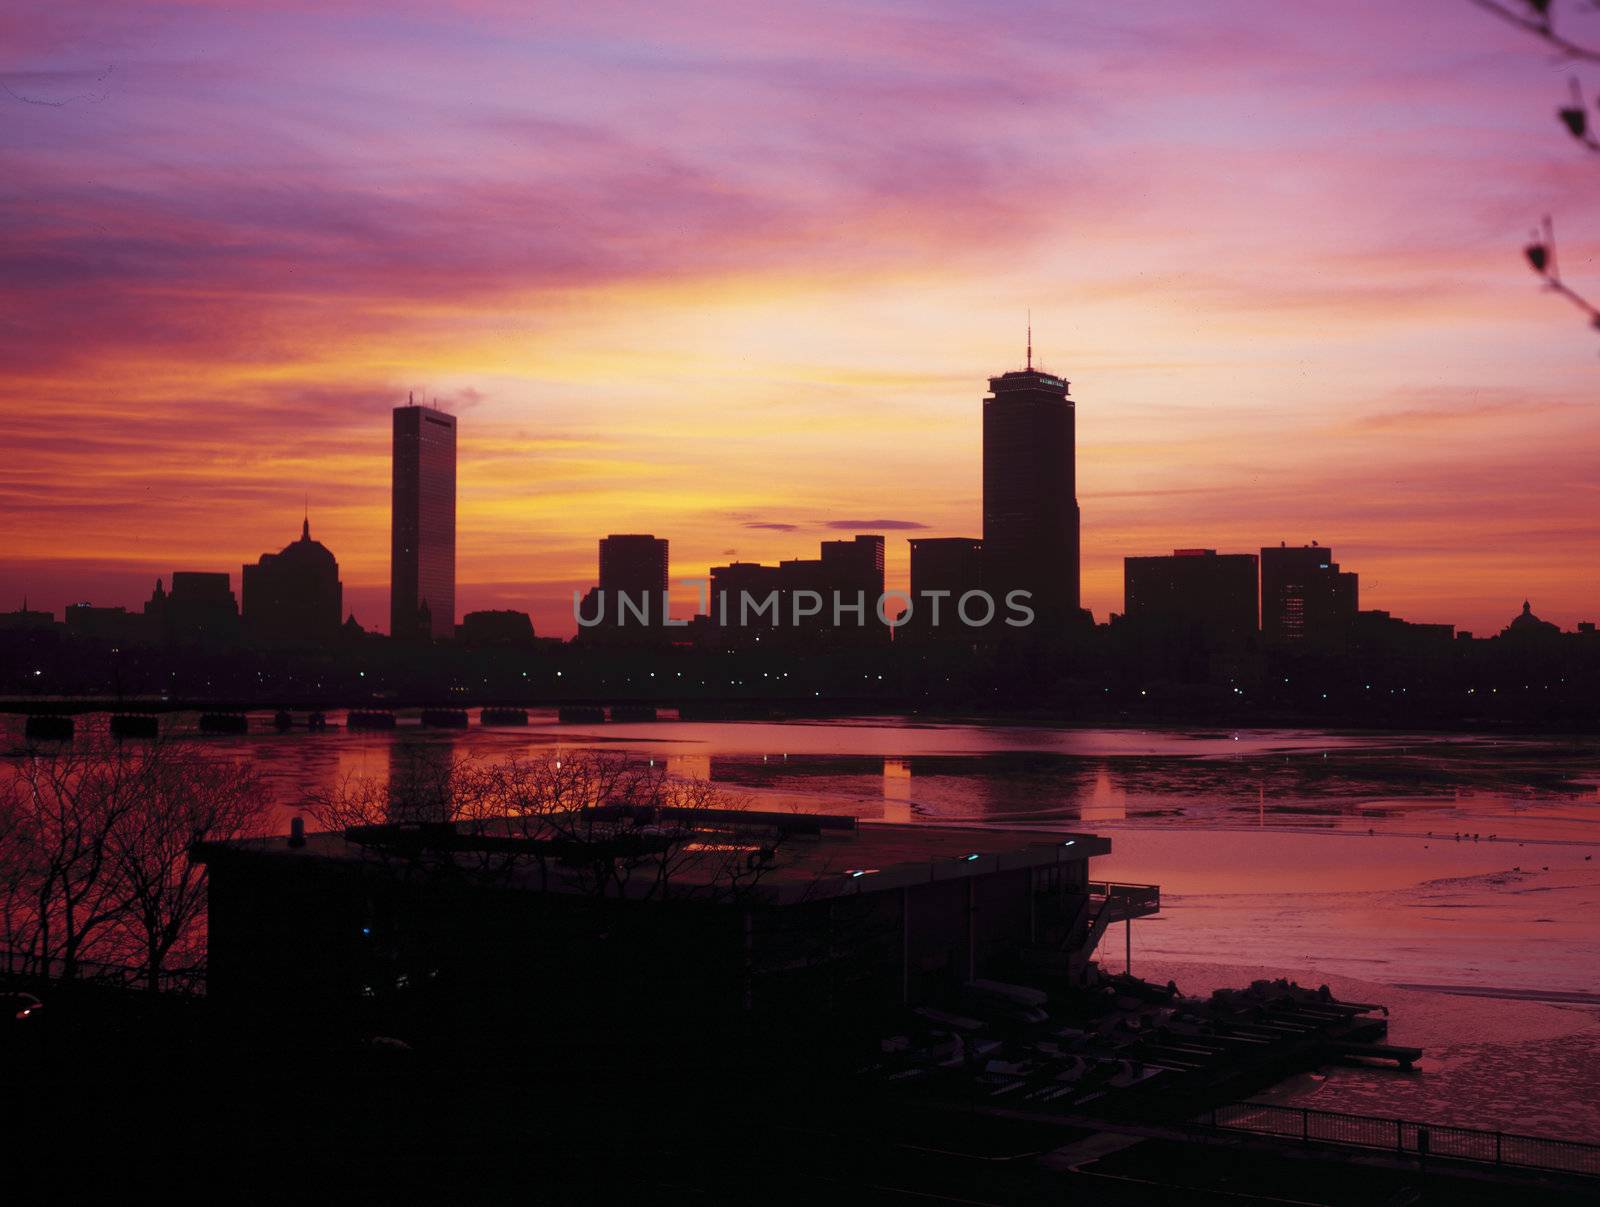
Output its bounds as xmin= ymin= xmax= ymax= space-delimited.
xmin=4 ymin=1 xmax=1597 ymax=636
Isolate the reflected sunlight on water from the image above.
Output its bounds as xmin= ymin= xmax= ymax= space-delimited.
xmin=6 ymin=710 xmax=1595 ymax=1123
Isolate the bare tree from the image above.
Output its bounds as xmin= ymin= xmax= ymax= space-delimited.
xmin=0 ymin=736 xmax=269 ymax=988
xmin=109 ymin=748 xmax=269 ymax=990
xmin=1523 ymin=215 xmax=1600 ymax=324
xmin=304 ymin=748 xmax=780 ymax=902
xmin=1470 ymin=0 xmax=1600 ymax=63
xmin=304 ymin=749 xmax=450 ymax=833
xmin=482 ymin=751 xmax=786 ymax=902
xmin=1469 ymin=1 xmax=1600 ymax=332
xmin=0 ymin=773 xmax=34 ymax=975
xmin=303 ymin=744 xmax=529 ymax=883
xmin=628 ymin=774 xmax=786 ymax=905
xmin=6 ymin=737 xmax=151 ymax=979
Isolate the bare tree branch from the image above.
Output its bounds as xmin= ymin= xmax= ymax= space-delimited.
xmin=1469 ymin=0 xmax=1600 ymax=62
xmin=1467 ymin=2 xmax=1600 ymax=340
xmin=1 ymin=736 xmax=270 ymax=989
xmin=1524 ymin=215 xmax=1600 ymax=325
xmin=109 ymin=746 xmax=269 ymax=989
xmin=1558 ymin=76 xmax=1600 ymax=148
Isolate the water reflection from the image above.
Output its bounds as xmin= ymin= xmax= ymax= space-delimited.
xmin=387 ymin=735 xmax=458 ymax=823
xmin=882 ymin=757 xmax=912 ymax=824
xmin=670 ymin=753 xmax=711 ymax=782
xmin=1 ymin=712 xmax=1596 ymax=842
xmin=1080 ymin=768 xmax=1127 ymax=824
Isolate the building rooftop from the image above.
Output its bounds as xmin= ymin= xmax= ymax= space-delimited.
xmin=197 ymin=813 xmax=1111 ymax=906
xmin=987 ymin=368 xmax=1070 ymax=395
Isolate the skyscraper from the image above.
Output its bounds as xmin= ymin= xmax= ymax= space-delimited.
xmin=578 ymin=534 xmax=670 ymax=641
xmin=391 ymin=398 xmax=457 ymax=641
xmin=1259 ymin=542 xmax=1358 ymax=644
xmin=819 ymin=535 xmax=885 ymax=605
xmin=982 ymin=335 xmax=1079 ymax=623
xmin=598 ymin=534 xmax=669 ymax=605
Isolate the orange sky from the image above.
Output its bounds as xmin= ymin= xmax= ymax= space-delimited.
xmin=3 ymin=1 xmax=1597 ymax=636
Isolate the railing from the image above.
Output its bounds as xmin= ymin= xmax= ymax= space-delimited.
xmin=1087 ymin=881 xmax=1161 ymax=914
xmin=1210 ymin=1101 xmax=1600 ymax=1179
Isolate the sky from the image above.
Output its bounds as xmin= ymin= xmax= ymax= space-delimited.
xmin=3 ymin=0 xmax=1598 ymax=637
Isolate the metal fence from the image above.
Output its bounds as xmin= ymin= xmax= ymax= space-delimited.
xmin=1210 ymin=1101 xmax=1600 ymax=1178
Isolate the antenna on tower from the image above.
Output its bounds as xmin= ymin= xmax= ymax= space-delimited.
xmin=1026 ymin=311 xmax=1033 ymax=370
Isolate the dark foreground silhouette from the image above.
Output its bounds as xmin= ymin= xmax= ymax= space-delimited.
xmin=5 ymin=972 xmax=1595 ymax=1205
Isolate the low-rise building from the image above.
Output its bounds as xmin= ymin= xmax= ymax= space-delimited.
xmin=195 ymin=813 xmax=1156 ymax=1037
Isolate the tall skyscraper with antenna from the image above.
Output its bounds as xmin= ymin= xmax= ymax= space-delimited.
xmin=982 ymin=326 xmax=1081 ymax=624
xmin=391 ymin=395 xmax=457 ymax=640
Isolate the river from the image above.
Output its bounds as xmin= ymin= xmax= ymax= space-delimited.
xmin=8 ymin=709 xmax=1599 ymax=1138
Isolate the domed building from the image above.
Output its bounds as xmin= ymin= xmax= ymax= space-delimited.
xmin=1499 ymin=600 xmax=1562 ymax=641
xmin=242 ymin=518 xmax=343 ymax=644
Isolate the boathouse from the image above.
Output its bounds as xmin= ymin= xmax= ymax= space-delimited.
xmin=195 ymin=811 xmax=1159 ymax=1039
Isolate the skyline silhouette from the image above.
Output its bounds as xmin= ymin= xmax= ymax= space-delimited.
xmin=5 ymin=354 xmax=1590 ymax=644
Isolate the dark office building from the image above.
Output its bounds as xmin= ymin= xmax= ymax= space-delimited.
xmin=982 ymin=348 xmax=1080 ymax=624
xmin=64 ymin=603 xmax=143 ymax=642
xmin=819 ymin=535 xmax=886 ymax=610
xmin=704 ymin=536 xmax=886 ymax=645
xmin=391 ymin=400 xmax=457 ymax=641
xmin=0 ymin=603 xmax=55 ymax=632
xmin=599 ymin=534 xmax=670 ymax=607
xmin=906 ymin=537 xmax=984 ymax=639
xmin=778 ymin=534 xmax=886 ymax=642
xmin=1259 ymin=542 xmax=1358 ymax=644
xmin=145 ymin=571 xmax=241 ymax=643
xmin=1124 ymin=549 xmax=1258 ymax=643
xmin=457 ymin=609 xmax=536 ymax=647
xmin=708 ymin=561 xmax=782 ymax=633
xmin=1354 ymin=610 xmax=1455 ymax=654
xmin=242 ymin=520 xmax=343 ymax=644
xmin=576 ymin=534 xmax=670 ymax=638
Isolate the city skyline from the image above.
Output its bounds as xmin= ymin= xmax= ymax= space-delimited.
xmin=5 ymin=2 xmax=1598 ymax=636
xmin=5 ymin=359 xmax=1589 ymax=641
